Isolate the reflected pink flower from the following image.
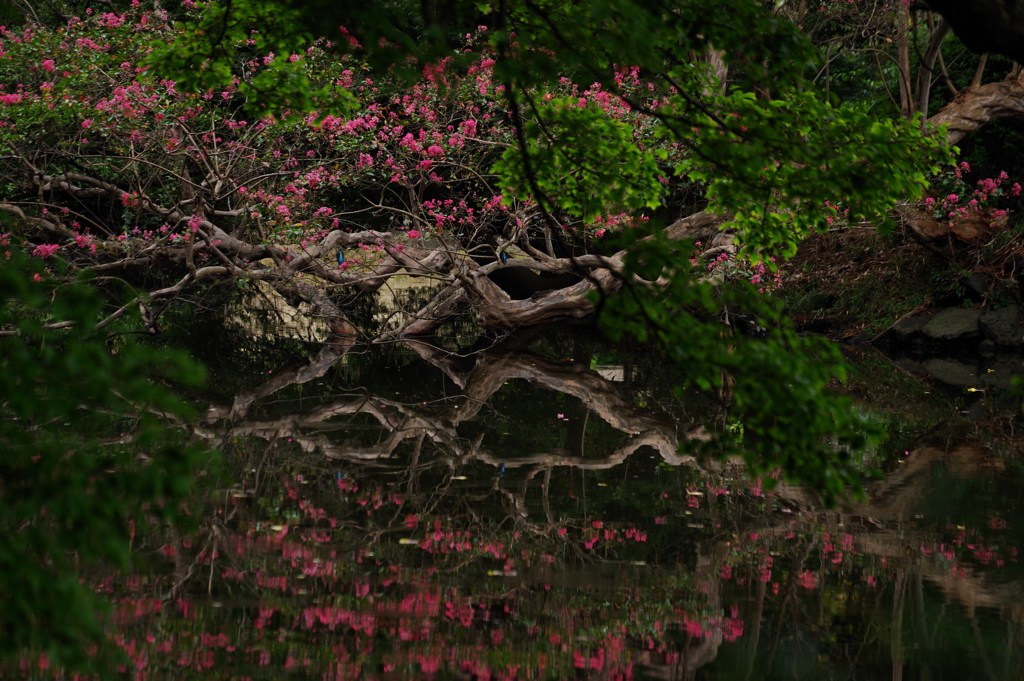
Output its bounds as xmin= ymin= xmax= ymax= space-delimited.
xmin=797 ymin=570 xmax=819 ymax=590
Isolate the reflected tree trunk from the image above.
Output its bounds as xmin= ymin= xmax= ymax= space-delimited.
xmin=744 ymin=578 xmax=766 ymax=681
xmin=892 ymin=569 xmax=907 ymax=681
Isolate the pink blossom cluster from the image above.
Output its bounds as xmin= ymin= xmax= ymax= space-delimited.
xmin=929 ymin=165 xmax=1020 ymax=229
xmin=31 ymin=243 xmax=60 ymax=259
xmin=797 ymin=569 xmax=819 ymax=590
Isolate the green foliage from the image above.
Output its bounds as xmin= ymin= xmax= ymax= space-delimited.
xmin=485 ymin=0 xmax=815 ymax=93
xmin=599 ymin=229 xmax=882 ymax=504
xmin=678 ymin=96 xmax=952 ymax=258
xmin=0 ymin=248 xmax=214 ymax=673
xmin=144 ymin=0 xmax=356 ymax=119
xmin=493 ymin=97 xmax=664 ymax=221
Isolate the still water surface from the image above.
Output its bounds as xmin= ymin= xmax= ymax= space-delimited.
xmin=41 ymin=308 xmax=1024 ymax=680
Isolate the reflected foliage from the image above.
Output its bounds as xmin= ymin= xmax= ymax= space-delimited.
xmin=0 ymin=249 xmax=214 ymax=672
xmin=605 ymin=229 xmax=882 ymax=503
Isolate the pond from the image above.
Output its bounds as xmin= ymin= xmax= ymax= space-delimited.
xmin=19 ymin=299 xmax=1024 ymax=680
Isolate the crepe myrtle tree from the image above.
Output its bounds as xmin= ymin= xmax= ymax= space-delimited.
xmin=0 ymin=0 xmax=956 ymax=500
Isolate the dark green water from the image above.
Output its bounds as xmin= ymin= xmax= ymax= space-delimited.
xmin=20 ymin=307 xmax=1024 ymax=680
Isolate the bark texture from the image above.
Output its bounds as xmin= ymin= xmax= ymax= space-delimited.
xmin=0 ymin=158 xmax=726 ymax=341
xmin=930 ymin=68 xmax=1024 ymax=147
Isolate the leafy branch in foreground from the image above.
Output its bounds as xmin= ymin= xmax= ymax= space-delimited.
xmin=0 ymin=246 xmax=215 ymax=673
xmin=598 ymin=228 xmax=882 ymax=505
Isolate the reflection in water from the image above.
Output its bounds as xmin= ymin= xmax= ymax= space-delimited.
xmin=13 ymin=322 xmax=1024 ymax=680
xmin=198 ymin=335 xmax=695 ymax=475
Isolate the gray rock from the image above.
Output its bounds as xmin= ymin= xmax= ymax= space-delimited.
xmin=979 ymin=305 xmax=1023 ymax=346
xmin=892 ymin=357 xmax=930 ymax=376
xmin=891 ymin=314 xmax=934 ymax=342
xmin=922 ymin=307 xmax=982 ymax=341
xmin=980 ymin=356 xmax=1024 ymax=390
xmin=963 ymin=273 xmax=987 ymax=300
xmin=923 ymin=358 xmax=980 ymax=386
xmin=963 ymin=398 xmax=987 ymax=421
xmin=979 ymin=339 xmax=997 ymax=357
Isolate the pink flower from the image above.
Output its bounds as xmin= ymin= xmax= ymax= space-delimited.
xmin=594 ymin=228 xmax=606 ymax=238
xmin=407 ymin=229 xmax=421 ymax=239
xmin=797 ymin=570 xmax=819 ymax=590
xmin=81 ymin=119 xmax=92 ymax=129
xmin=42 ymin=59 xmax=55 ymax=72
xmin=32 ymin=243 xmax=60 ymax=259
xmin=100 ymin=12 xmax=124 ymax=27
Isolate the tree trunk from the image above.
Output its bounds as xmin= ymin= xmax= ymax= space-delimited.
xmin=929 ymin=68 xmax=1024 ymax=146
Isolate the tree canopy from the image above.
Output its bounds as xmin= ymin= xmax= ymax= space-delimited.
xmin=0 ymin=0 xmax=969 ymax=494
